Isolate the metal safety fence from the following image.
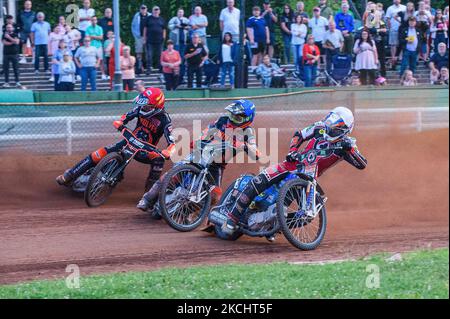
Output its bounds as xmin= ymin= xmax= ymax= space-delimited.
xmin=0 ymin=89 xmax=448 ymax=155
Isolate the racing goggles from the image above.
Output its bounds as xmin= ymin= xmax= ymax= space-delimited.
xmin=324 ymin=113 xmax=349 ymax=138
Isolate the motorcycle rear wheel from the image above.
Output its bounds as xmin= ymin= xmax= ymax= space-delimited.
xmin=84 ymin=153 xmax=124 ymax=208
xmin=159 ymin=164 xmax=211 ymax=232
xmin=276 ymin=178 xmax=327 ymax=251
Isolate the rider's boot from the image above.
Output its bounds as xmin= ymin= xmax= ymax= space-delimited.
xmin=210 ymin=186 xmax=223 ymax=206
xmin=137 ymin=181 xmax=161 ymax=212
xmin=56 ymin=155 xmax=95 ymax=187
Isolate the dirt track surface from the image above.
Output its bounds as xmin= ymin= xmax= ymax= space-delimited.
xmin=0 ymin=129 xmax=448 ymax=285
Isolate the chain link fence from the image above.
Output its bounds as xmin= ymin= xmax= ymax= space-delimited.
xmin=0 ymin=89 xmax=448 ymax=155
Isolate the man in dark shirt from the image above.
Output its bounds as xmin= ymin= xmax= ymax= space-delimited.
xmin=430 ymin=43 xmax=449 ymax=72
xmin=2 ymin=24 xmax=22 ymax=88
xmin=98 ymin=8 xmax=114 ymax=40
xmin=184 ymin=33 xmax=207 ymax=88
xmin=143 ymin=6 xmax=166 ymax=74
xmin=261 ymin=0 xmax=277 ymax=58
xmin=16 ymin=0 xmax=36 ymax=64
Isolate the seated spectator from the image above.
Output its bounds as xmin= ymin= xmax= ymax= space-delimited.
xmin=218 ymin=32 xmax=237 ymax=87
xmin=161 ymin=40 xmax=182 ymax=91
xmin=433 ymin=67 xmax=449 ymax=85
xmin=354 ymin=29 xmax=379 ymax=85
xmin=75 ymin=36 xmax=101 ymax=91
xmin=351 ymin=75 xmax=361 ymax=86
xmin=52 ymin=39 xmax=71 ymax=89
xmin=2 ymin=23 xmax=22 ymax=88
xmin=58 ymin=51 xmax=76 ymax=91
xmin=185 ymin=33 xmax=207 ymax=88
xmin=256 ymin=54 xmax=286 ymax=88
xmin=401 ymin=69 xmax=418 ymax=86
xmin=120 ymin=46 xmax=136 ymax=92
xmin=429 ymin=42 xmax=449 ymax=74
xmin=302 ymin=35 xmax=320 ymax=87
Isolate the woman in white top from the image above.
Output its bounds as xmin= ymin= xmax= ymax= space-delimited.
xmin=354 ymin=29 xmax=379 ymax=85
xmin=290 ymin=14 xmax=307 ymax=72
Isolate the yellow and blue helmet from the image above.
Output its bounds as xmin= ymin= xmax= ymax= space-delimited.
xmin=225 ymin=100 xmax=256 ymax=128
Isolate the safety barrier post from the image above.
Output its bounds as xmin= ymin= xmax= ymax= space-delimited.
xmin=66 ymin=118 xmax=73 ymax=156
xmin=417 ymin=109 xmax=423 ymax=132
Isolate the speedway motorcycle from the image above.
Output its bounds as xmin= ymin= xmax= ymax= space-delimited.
xmin=84 ymin=124 xmax=165 ymax=208
xmin=157 ymin=134 xmax=250 ymax=232
xmin=206 ymin=145 xmax=345 ymax=251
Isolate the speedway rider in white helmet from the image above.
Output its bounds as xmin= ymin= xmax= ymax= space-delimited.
xmin=222 ymin=106 xmax=368 ymax=235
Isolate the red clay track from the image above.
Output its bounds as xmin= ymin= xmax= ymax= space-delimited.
xmin=0 ymin=129 xmax=448 ymax=284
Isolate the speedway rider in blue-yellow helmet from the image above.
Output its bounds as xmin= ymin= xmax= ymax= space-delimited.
xmin=137 ymin=99 xmax=261 ymax=213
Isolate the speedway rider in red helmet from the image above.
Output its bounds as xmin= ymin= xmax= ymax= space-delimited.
xmin=56 ymin=80 xmax=176 ymax=191
xmin=221 ymin=106 xmax=368 ymax=235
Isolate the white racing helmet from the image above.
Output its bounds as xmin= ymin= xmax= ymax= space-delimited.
xmin=323 ymin=106 xmax=354 ymax=142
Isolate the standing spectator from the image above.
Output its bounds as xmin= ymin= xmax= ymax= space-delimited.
xmin=386 ymin=0 xmax=406 ymax=70
xmin=58 ymin=51 xmax=76 ymax=91
xmin=261 ymin=1 xmax=278 ymax=58
xmin=365 ymin=2 xmax=388 ymax=77
xmin=220 ymin=0 xmax=241 ymax=43
xmin=168 ymin=8 xmax=190 ymax=54
xmin=30 ymin=12 xmax=51 ymax=74
xmin=161 ymin=40 xmax=182 ymax=90
xmin=415 ymin=1 xmax=432 ymax=62
xmin=2 ymin=15 xmax=19 ymax=34
xmin=256 ymin=54 xmax=286 ymax=88
xmin=363 ymin=2 xmax=382 ymax=29
xmin=401 ymin=69 xmax=418 ymax=85
xmin=354 ymin=29 xmax=379 ymax=85
xmin=302 ymin=35 xmax=320 ymax=87
xmin=120 ymin=46 xmax=136 ymax=92
xmin=78 ymin=0 xmax=95 ymax=40
xmin=184 ymin=33 xmax=207 ymax=88
xmin=86 ymin=16 xmax=106 ymax=79
xmin=246 ymin=6 xmax=270 ymax=66
xmin=280 ymin=4 xmax=294 ymax=64
xmin=48 ymin=25 xmax=63 ymax=57
xmin=51 ymin=40 xmax=71 ymax=89
xmin=335 ymin=3 xmax=355 ymax=55
xmin=106 ymin=38 xmax=125 ymax=89
xmin=189 ymin=6 xmax=209 ymax=49
xmin=309 ymin=7 xmax=329 ymax=54
xmin=402 ymin=2 xmax=416 ymax=29
xmin=377 ymin=2 xmax=386 ymax=20
xmin=218 ymin=32 xmax=237 ymax=87
xmin=322 ymin=21 xmax=344 ymax=74
xmin=56 ymin=16 xmax=67 ymax=35
xmin=295 ymin=2 xmax=309 ymax=22
xmin=431 ymin=10 xmax=448 ymax=54
xmin=143 ymin=6 xmax=166 ymax=74
xmin=98 ymin=8 xmax=114 ymax=40
xmin=2 ymin=24 xmax=22 ymax=88
xmin=291 ymin=14 xmax=307 ymax=73
xmin=17 ymin=0 xmax=36 ymax=64
xmin=131 ymin=5 xmax=150 ymax=75
xmin=75 ymin=37 xmax=101 ymax=91
xmin=318 ymin=0 xmax=334 ymax=20
xmin=103 ymin=30 xmax=114 ymax=80
xmin=399 ymin=17 xmax=420 ymax=77
xmin=64 ymin=24 xmax=81 ymax=80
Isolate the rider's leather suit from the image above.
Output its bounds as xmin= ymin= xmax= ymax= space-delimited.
xmin=227 ymin=121 xmax=367 ymax=220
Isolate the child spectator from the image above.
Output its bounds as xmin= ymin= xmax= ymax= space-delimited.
xmin=58 ymin=51 xmax=76 ymax=91
xmin=120 ymin=46 xmax=136 ymax=92
xmin=401 ymin=69 xmax=418 ymax=86
xmin=435 ymin=67 xmax=449 ymax=85
xmin=52 ymin=40 xmax=71 ymax=88
xmin=48 ymin=25 xmax=63 ymax=57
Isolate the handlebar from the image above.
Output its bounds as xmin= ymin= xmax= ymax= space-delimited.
xmin=116 ymin=124 xmax=166 ymax=159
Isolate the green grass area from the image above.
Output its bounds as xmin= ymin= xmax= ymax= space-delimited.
xmin=0 ymin=248 xmax=448 ymax=299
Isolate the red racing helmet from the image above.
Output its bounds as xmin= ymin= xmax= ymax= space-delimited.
xmin=134 ymin=87 xmax=166 ymax=117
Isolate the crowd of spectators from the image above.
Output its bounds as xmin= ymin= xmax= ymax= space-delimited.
xmin=1 ymin=0 xmax=449 ymax=90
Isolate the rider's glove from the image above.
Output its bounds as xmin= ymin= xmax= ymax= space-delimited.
xmin=113 ymin=120 xmax=124 ymax=131
xmin=286 ymin=151 xmax=300 ymax=162
xmin=339 ymin=138 xmax=355 ymax=152
xmin=161 ymin=144 xmax=176 ymax=160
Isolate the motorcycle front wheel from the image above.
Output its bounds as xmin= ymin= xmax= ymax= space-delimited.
xmin=84 ymin=153 xmax=124 ymax=208
xmin=276 ymin=178 xmax=327 ymax=251
xmin=159 ymin=164 xmax=211 ymax=232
